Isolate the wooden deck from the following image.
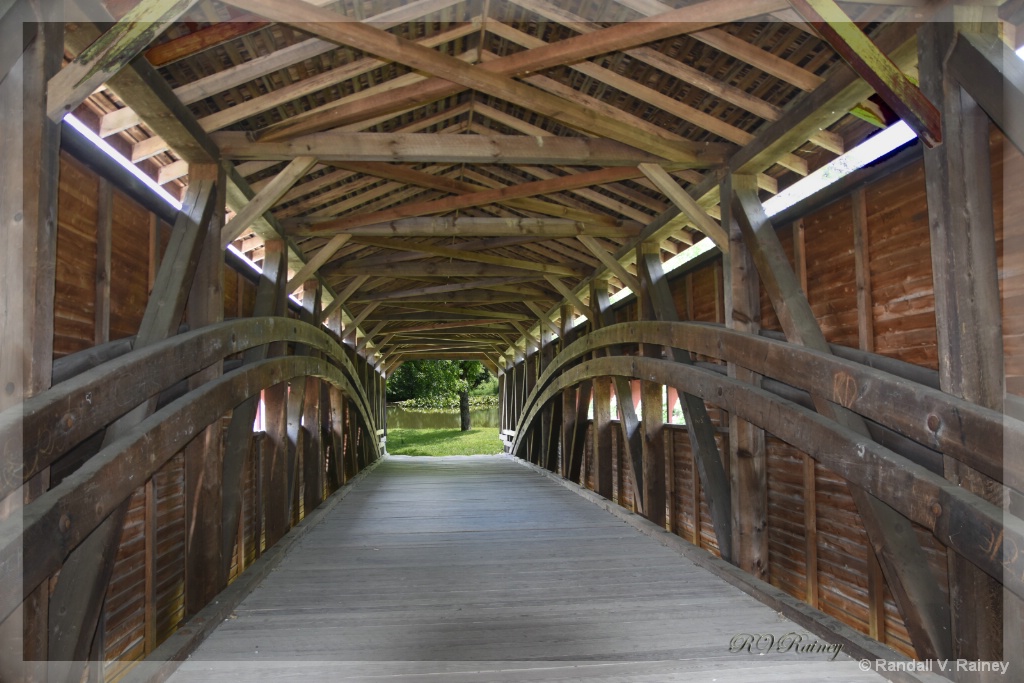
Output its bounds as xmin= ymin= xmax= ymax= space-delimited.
xmin=168 ymin=455 xmax=886 ymax=681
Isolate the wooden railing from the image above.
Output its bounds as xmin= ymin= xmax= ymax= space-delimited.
xmin=510 ymin=320 xmax=1023 ymax=601
xmin=0 ymin=316 xmax=382 ymax=628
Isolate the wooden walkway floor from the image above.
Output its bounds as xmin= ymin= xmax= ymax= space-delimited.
xmin=168 ymin=455 xmax=886 ymax=682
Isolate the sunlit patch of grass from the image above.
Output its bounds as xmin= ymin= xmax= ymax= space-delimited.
xmin=386 ymin=428 xmax=502 ymax=456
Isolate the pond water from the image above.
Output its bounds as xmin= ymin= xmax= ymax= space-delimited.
xmin=386 ymin=405 xmax=500 ymax=430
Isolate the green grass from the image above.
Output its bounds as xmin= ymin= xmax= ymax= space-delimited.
xmin=386 ymin=427 xmax=502 ymax=456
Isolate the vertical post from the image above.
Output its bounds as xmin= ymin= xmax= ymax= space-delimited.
xmin=919 ymin=16 xmax=1004 ymax=665
xmin=560 ymin=304 xmax=576 ymax=477
xmin=803 ymin=453 xmax=819 ymax=608
xmin=636 ymin=242 xmax=732 ymax=556
xmin=184 ymin=164 xmax=227 ymax=616
xmin=731 ymin=172 xmax=953 ymax=660
xmin=143 ymin=479 xmax=156 ymax=654
xmin=853 ymin=188 xmax=884 ymax=638
xmin=0 ymin=13 xmax=62 ymax=679
xmin=794 ymin=215 xmax=817 ymax=606
xmin=220 ymin=236 xmax=287 ymax=577
xmin=539 ymin=322 xmax=560 ymax=472
xmin=584 ymin=294 xmax=612 ymax=498
xmin=301 ymin=281 xmax=324 ymax=517
xmin=260 ymin=240 xmax=291 ymax=550
xmin=46 ymin=169 xmax=218 ymax=680
xmin=722 ymin=175 xmax=767 ymax=579
xmin=637 ymin=243 xmax=667 ymax=528
xmin=591 ymin=282 xmax=645 ymax=512
xmin=95 ymin=178 xmax=113 ymax=345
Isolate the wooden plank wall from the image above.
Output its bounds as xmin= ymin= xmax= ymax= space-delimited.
xmin=560 ymin=130 xmax=1020 ymax=660
xmin=50 ymin=153 xmax=349 ymax=680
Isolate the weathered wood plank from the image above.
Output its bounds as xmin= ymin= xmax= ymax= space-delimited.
xmin=788 ymin=0 xmax=941 ymax=146
xmin=637 ymin=245 xmax=732 ymax=561
xmin=156 ymin=456 xmax=896 ymax=682
xmin=919 ymin=18 xmax=1004 ymax=664
xmin=949 ymin=29 xmax=1024 ymax=156
xmin=46 ymin=0 xmax=200 ymax=121
xmin=722 ymin=175 xmax=766 ymax=576
xmin=731 ymin=180 xmax=952 ymax=659
xmin=514 ymin=356 xmax=1024 ymax=603
xmin=2 ymin=356 xmax=373 ymax=625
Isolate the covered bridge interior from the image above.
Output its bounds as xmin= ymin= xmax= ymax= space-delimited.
xmin=2 ymin=0 xmax=1024 ymax=679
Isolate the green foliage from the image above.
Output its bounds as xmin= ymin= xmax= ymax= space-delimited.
xmin=397 ymin=394 xmax=498 ymax=412
xmin=386 ymin=360 xmax=493 ymax=402
xmin=469 ymin=374 xmax=499 ymax=397
xmin=386 ymin=427 xmax=502 ymax=456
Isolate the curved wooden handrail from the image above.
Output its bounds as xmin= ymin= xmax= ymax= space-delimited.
xmin=510 ymin=355 xmax=1024 ymax=601
xmin=518 ymin=321 xmax=1020 ymax=490
xmin=0 ymin=354 xmax=380 ymax=625
xmin=0 ymin=317 xmax=377 ymax=500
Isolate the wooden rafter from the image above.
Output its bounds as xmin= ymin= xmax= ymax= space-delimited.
xmin=222 ymin=0 xmax=719 ymax=162
xmin=788 ymin=0 xmax=941 ymax=146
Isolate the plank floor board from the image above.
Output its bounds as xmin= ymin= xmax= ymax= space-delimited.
xmin=169 ymin=455 xmax=886 ymax=681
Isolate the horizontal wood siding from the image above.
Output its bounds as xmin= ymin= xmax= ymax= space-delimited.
xmin=765 ymin=437 xmax=806 ymax=601
xmin=993 ymin=128 xmax=1024 ymax=395
xmin=864 ymin=161 xmax=937 ymax=369
xmin=102 ymin=486 xmax=147 ymax=681
xmin=154 ymin=453 xmax=186 ymax=644
xmin=55 ymin=153 xmax=99 ymax=357
xmin=803 ymin=195 xmax=859 ymax=349
xmin=108 ymin=190 xmax=152 ymax=342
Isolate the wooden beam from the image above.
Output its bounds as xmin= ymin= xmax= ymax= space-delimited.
xmin=639 ymin=164 xmax=729 ymax=252
xmin=788 ymin=0 xmax=941 ymax=146
xmin=320 ymin=275 xmax=366 ymax=321
xmin=287 ymin=235 xmax=352 ymax=294
xmin=350 ymin=277 xmax=535 ymax=303
xmin=525 ymin=301 xmax=562 ymax=339
xmin=98 ymin=0 xmax=468 ymax=134
xmin=95 ymin=178 xmax=113 ymax=345
xmin=221 ymin=156 xmax=317 ymax=247
xmin=590 ymin=284 xmax=645 ymax=513
xmin=348 ymin=236 xmax=580 ymax=277
xmin=46 ymin=0 xmax=200 ymax=121
xmin=487 ymin=21 xmax=807 ymax=176
xmin=331 ymin=161 xmax=619 ymax=224
xmin=721 ymin=175 xmax=767 ymax=577
xmin=342 ymin=216 xmax=641 ymax=238
xmin=544 ymin=276 xmax=595 ymax=324
xmin=219 ymin=240 xmax=287 ymax=582
xmin=132 ymin=24 xmax=484 ymax=161
xmin=730 ymin=21 xmax=918 ymax=176
xmin=214 ymin=130 xmax=680 ymax=167
xmin=326 ymin=260 xmax=552 ymax=279
xmin=920 ymin=18 xmax=1003 ymax=663
xmin=948 ymin=28 xmax=1024 ymax=155
xmin=221 ymin=0 xmax=727 ymax=162
xmin=731 ymin=176 xmax=953 ymax=659
xmin=637 ymin=244 xmax=733 ymax=561
xmin=257 ymin=0 xmax=788 ymax=141
xmin=143 ymin=13 xmax=268 ymax=66
xmin=577 ymin=235 xmax=641 ymax=293
xmin=515 ymin=352 xmax=1024 ymax=601
xmin=851 ymin=188 xmax=874 ymax=352
xmin=61 ymin=17 xmax=218 ymax=163
xmin=46 ymin=175 xmax=218 ymax=678
xmin=296 ymin=165 xmax=642 ymax=235
xmin=0 ymin=14 xmax=62 ymax=675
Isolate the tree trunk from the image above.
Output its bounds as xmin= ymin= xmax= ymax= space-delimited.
xmin=460 ymin=390 xmax=471 ymax=431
